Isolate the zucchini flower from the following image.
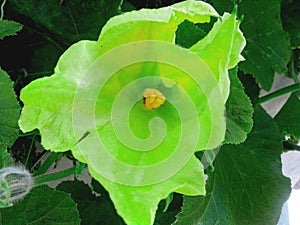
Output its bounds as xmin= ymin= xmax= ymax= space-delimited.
xmin=18 ymin=1 xmax=245 ymax=224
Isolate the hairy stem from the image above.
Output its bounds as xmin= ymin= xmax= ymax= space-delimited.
xmin=0 ymin=0 xmax=6 ymax=20
xmin=34 ymin=166 xmax=76 ymax=187
xmin=34 ymin=152 xmax=63 ymax=176
xmin=258 ymin=83 xmax=300 ymax=104
xmin=24 ymin=131 xmax=37 ymax=169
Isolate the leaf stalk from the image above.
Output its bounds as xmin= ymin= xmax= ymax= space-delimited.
xmin=33 ymin=166 xmax=76 ymax=187
xmin=258 ymin=83 xmax=300 ymax=104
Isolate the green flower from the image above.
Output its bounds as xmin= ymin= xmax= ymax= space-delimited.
xmin=18 ymin=1 xmax=245 ymax=224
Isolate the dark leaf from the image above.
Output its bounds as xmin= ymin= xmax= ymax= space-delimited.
xmin=57 ymin=180 xmax=126 ymax=225
xmin=174 ymin=106 xmax=291 ymax=225
xmin=275 ymin=93 xmax=300 ymax=139
xmin=211 ymin=0 xmax=291 ymax=90
xmin=176 ymin=20 xmax=207 ymax=48
xmin=281 ymin=0 xmax=300 ymax=48
xmin=0 ymin=0 xmax=122 ymax=85
xmin=0 ymin=185 xmax=80 ymax=225
xmin=225 ymin=68 xmax=254 ymax=144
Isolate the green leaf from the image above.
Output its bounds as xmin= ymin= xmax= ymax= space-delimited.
xmin=0 ymin=185 xmax=80 ymax=225
xmin=0 ymin=149 xmax=13 ymax=168
xmin=175 ymin=20 xmax=207 ymax=48
xmin=0 ymin=20 xmax=23 ymax=39
xmin=121 ymin=1 xmax=136 ymax=12
xmin=174 ymin=106 xmax=291 ymax=225
xmin=57 ymin=180 xmax=125 ymax=225
xmin=154 ymin=194 xmax=182 ymax=225
xmin=0 ymin=68 xmax=20 ymax=151
xmin=0 ymin=0 xmax=122 ymax=79
xmin=224 ymin=68 xmax=253 ymax=144
xmin=7 ymin=0 xmax=122 ymax=46
xmin=211 ymin=0 xmax=291 ymax=90
xmin=281 ymin=0 xmax=300 ymax=48
xmin=18 ymin=2 xmax=246 ymax=224
xmin=275 ymin=93 xmax=300 ymax=139
xmin=237 ymin=72 xmax=260 ymax=104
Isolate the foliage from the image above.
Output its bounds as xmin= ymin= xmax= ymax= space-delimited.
xmin=0 ymin=20 xmax=22 ymax=39
xmin=0 ymin=69 xmax=20 ymax=151
xmin=0 ymin=0 xmax=299 ymax=225
xmin=275 ymin=93 xmax=300 ymax=139
xmin=224 ymin=68 xmax=253 ymax=144
xmin=210 ymin=0 xmax=291 ymax=91
xmin=0 ymin=185 xmax=80 ymax=225
xmin=174 ymin=106 xmax=290 ymax=225
xmin=57 ymin=180 xmax=126 ymax=225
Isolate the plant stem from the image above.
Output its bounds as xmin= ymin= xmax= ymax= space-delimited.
xmin=30 ymin=151 xmax=47 ymax=172
xmin=258 ymin=83 xmax=300 ymax=104
xmin=284 ymin=141 xmax=300 ymax=151
xmin=34 ymin=166 xmax=76 ymax=187
xmin=24 ymin=131 xmax=37 ymax=168
xmin=0 ymin=0 xmax=6 ymax=20
xmin=34 ymin=152 xmax=63 ymax=176
xmin=289 ymin=51 xmax=300 ymax=83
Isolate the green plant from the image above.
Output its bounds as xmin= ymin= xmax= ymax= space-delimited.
xmin=0 ymin=0 xmax=299 ymax=225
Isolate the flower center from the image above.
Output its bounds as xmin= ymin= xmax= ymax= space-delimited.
xmin=143 ymin=88 xmax=166 ymax=109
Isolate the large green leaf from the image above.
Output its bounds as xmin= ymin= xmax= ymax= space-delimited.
xmin=0 ymin=20 xmax=23 ymax=40
xmin=0 ymin=68 xmax=20 ymax=151
xmin=211 ymin=0 xmax=291 ymax=90
xmin=18 ymin=1 xmax=246 ymax=224
xmin=0 ymin=185 xmax=80 ymax=225
xmin=174 ymin=106 xmax=291 ymax=225
xmin=224 ymin=68 xmax=253 ymax=144
xmin=275 ymin=93 xmax=300 ymax=139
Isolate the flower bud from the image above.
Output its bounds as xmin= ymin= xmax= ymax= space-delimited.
xmin=0 ymin=166 xmax=33 ymax=207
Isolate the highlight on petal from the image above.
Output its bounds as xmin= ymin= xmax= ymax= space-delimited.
xmin=18 ymin=1 xmax=246 ymax=224
xmin=99 ymin=0 xmax=219 ymax=45
xmin=190 ymin=11 xmax=246 ymax=101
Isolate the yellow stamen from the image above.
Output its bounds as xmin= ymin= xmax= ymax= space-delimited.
xmin=143 ymin=88 xmax=166 ymax=109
